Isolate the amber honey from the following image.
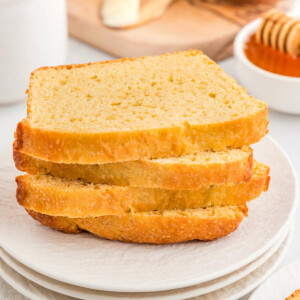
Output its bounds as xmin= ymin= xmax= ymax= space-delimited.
xmin=244 ymin=34 xmax=300 ymax=77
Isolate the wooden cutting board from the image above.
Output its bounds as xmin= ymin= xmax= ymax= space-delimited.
xmin=67 ymin=0 xmax=293 ymax=61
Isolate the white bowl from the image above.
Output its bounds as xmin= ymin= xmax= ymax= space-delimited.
xmin=234 ymin=13 xmax=300 ymax=115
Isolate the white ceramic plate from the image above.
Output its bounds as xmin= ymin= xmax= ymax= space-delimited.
xmin=0 ymin=221 xmax=291 ymax=300
xmin=0 ymin=259 xmax=73 ymax=300
xmin=199 ymin=225 xmax=293 ymax=300
xmin=0 ymin=136 xmax=297 ymax=293
xmin=0 ymin=227 xmax=293 ymax=300
xmin=249 ymin=258 xmax=300 ymax=300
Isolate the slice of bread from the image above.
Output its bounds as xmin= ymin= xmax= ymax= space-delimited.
xmin=286 ymin=290 xmax=300 ymax=300
xmin=14 ymin=144 xmax=253 ymax=190
xmin=25 ymin=205 xmax=248 ymax=244
xmin=16 ymin=161 xmax=269 ymax=218
xmin=15 ymin=50 xmax=268 ymax=164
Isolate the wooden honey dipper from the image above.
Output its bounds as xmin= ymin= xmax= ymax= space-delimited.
xmin=256 ymin=9 xmax=300 ymax=57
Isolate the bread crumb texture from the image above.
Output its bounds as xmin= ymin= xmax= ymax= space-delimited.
xmin=26 ymin=205 xmax=248 ymax=244
xmin=28 ymin=50 xmax=265 ymax=131
xmin=16 ymin=50 xmax=268 ymax=163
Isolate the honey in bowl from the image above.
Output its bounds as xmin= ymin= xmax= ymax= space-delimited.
xmin=244 ymin=34 xmax=300 ymax=77
xmin=244 ymin=9 xmax=300 ymax=78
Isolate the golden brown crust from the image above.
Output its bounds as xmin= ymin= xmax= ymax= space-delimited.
xmin=16 ymin=161 xmax=269 ymax=218
xmin=13 ymin=142 xmax=253 ymax=190
xmin=15 ymin=106 xmax=268 ymax=164
xmin=16 ymin=49 xmax=268 ymax=164
xmin=25 ymin=205 xmax=248 ymax=244
xmin=285 ymin=290 xmax=300 ymax=300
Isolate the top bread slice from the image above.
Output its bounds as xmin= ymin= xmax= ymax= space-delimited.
xmin=15 ymin=50 xmax=268 ymax=164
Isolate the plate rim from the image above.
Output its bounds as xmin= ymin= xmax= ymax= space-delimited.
xmin=0 ymin=221 xmax=292 ymax=300
xmin=0 ymin=225 xmax=293 ymax=300
xmin=249 ymin=258 xmax=300 ymax=300
xmin=211 ymin=224 xmax=294 ymax=300
xmin=0 ymin=259 xmax=71 ymax=300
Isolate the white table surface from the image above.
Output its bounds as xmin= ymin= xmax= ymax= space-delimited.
xmin=1 ymin=17 xmax=300 ymax=299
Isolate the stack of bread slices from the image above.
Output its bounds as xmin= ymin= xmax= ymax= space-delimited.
xmin=14 ymin=50 xmax=270 ymax=244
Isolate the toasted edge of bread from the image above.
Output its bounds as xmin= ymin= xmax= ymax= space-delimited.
xmin=13 ymin=142 xmax=254 ymax=190
xmin=26 ymin=205 xmax=248 ymax=244
xmin=16 ymin=161 xmax=269 ymax=218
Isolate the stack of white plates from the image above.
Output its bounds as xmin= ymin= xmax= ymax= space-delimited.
xmin=0 ymin=136 xmax=298 ymax=300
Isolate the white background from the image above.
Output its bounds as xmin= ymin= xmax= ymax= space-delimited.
xmin=1 ymin=1 xmax=300 ymax=299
